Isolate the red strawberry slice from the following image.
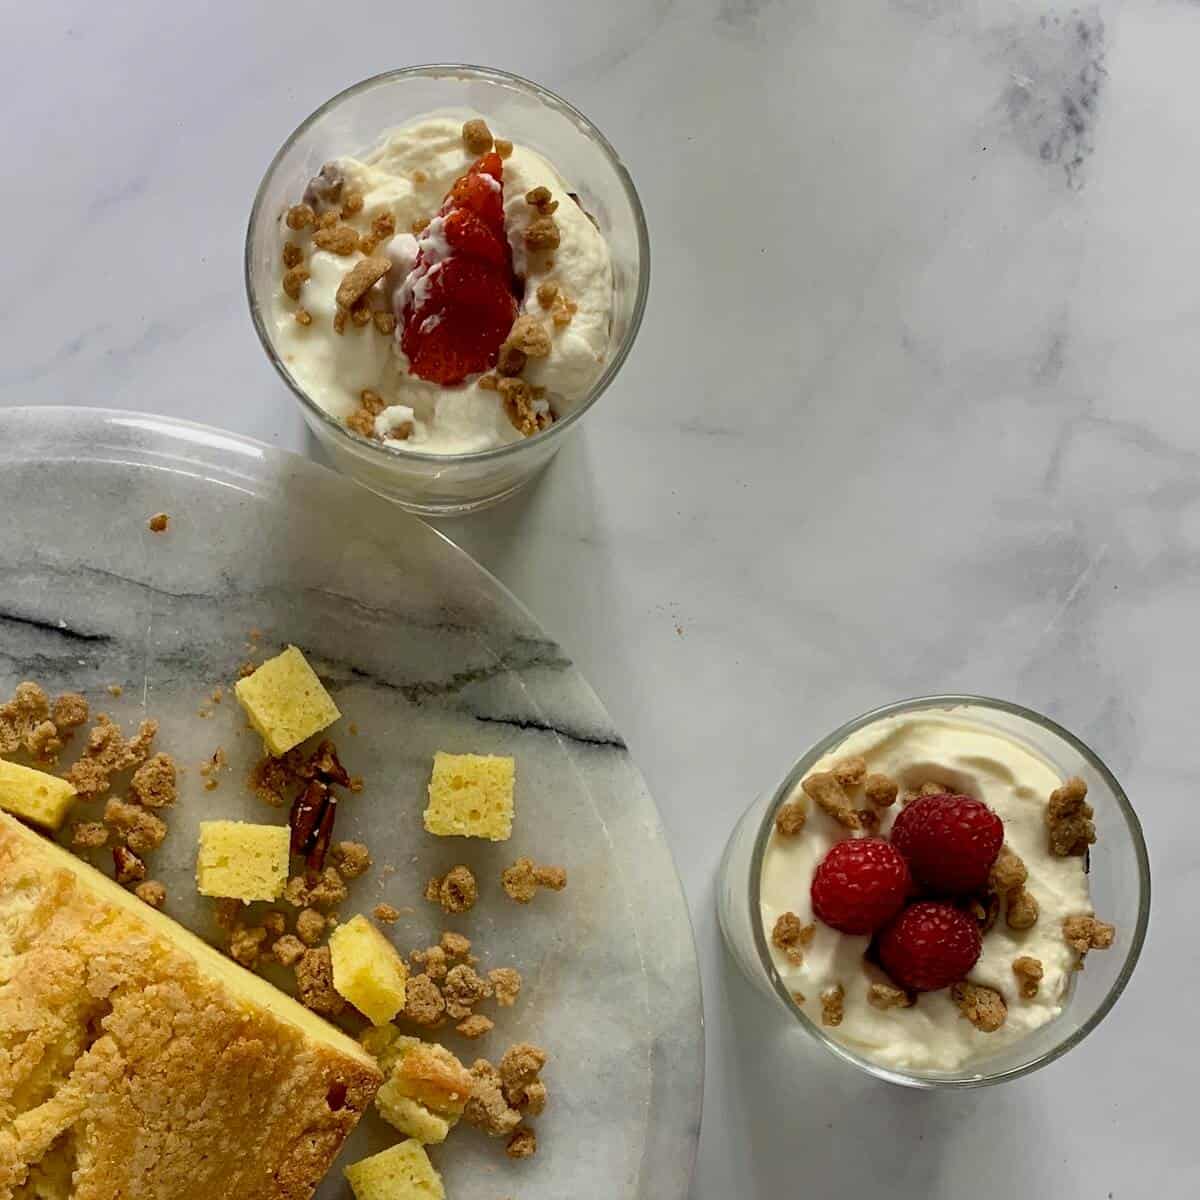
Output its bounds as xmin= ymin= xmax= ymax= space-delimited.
xmin=442 ymin=207 xmax=509 ymax=271
xmin=447 ymin=152 xmax=505 ymax=236
xmin=401 ymin=258 xmax=517 ymax=385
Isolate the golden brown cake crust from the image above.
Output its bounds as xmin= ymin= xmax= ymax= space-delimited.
xmin=0 ymin=814 xmax=380 ymax=1200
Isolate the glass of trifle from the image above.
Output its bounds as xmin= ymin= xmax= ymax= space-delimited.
xmin=718 ymin=696 xmax=1150 ymax=1087
xmin=246 ymin=65 xmax=648 ymax=514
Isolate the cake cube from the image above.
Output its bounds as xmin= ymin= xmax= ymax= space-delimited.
xmin=344 ymin=1140 xmax=445 ymax=1200
xmin=384 ymin=1040 xmax=473 ymax=1117
xmin=196 ymin=820 xmax=290 ymax=902
xmin=423 ymin=752 xmax=514 ymax=841
xmin=0 ymin=760 xmax=76 ymax=830
xmin=329 ymin=914 xmax=409 ymax=1025
xmin=234 ymin=645 xmax=340 ymax=756
xmin=375 ymin=1087 xmax=453 ymax=1145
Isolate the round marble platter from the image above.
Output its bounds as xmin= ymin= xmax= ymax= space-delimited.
xmin=0 ymin=408 xmax=703 ymax=1199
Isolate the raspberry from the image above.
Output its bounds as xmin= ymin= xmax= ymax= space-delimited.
xmin=877 ymin=901 xmax=982 ymax=992
xmin=810 ymin=838 xmax=911 ymax=935
xmin=889 ymin=793 xmax=1004 ymax=895
xmin=401 ymin=258 xmax=517 ymax=385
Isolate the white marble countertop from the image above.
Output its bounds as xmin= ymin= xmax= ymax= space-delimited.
xmin=3 ymin=0 xmax=1194 ymax=1194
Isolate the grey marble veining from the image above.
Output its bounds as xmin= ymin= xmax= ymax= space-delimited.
xmin=4 ymin=0 xmax=1199 ymax=1195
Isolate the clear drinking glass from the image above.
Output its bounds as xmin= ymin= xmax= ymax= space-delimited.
xmin=245 ymin=65 xmax=649 ymax=515
xmin=717 ymin=695 xmax=1151 ymax=1088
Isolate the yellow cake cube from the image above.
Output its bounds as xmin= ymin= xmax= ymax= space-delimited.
xmin=344 ymin=1140 xmax=445 ymax=1200
xmin=423 ymin=751 xmax=514 ymax=841
xmin=0 ymin=760 xmax=76 ymax=830
xmin=234 ymin=644 xmax=341 ymax=756
xmin=362 ymin=1030 xmax=469 ymax=1145
xmin=375 ymin=1088 xmax=453 ymax=1145
xmin=329 ymin=914 xmax=409 ymax=1025
xmin=196 ymin=820 xmax=290 ymax=902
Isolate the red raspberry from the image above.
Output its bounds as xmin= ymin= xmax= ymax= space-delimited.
xmin=810 ymin=838 xmax=912 ymax=935
xmin=889 ymin=793 xmax=1003 ymax=895
xmin=877 ymin=900 xmax=982 ymax=992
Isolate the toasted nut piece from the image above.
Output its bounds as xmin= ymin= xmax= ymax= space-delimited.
xmin=952 ymin=981 xmax=1007 ymax=1031
xmin=462 ymin=119 xmax=494 ymax=154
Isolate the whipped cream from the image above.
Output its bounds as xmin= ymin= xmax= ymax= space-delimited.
xmin=269 ymin=116 xmax=613 ymax=455
xmin=759 ymin=710 xmax=1092 ymax=1071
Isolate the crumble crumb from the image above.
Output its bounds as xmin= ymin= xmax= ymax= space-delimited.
xmin=373 ymin=902 xmax=401 ymax=924
xmin=536 ymin=280 xmax=559 ymax=308
xmin=864 ymin=773 xmax=899 ymax=807
xmin=867 ymin=982 xmax=914 ymax=1010
xmin=282 ymin=241 xmax=303 ymax=269
xmin=262 ymin=911 xmax=286 ymax=938
xmin=282 ymin=874 xmax=311 ymax=908
xmin=499 ymin=1042 xmax=547 ymax=1109
xmin=1047 ymin=776 xmax=1096 ymax=857
xmin=286 ymin=204 xmax=315 ymax=230
xmin=488 ymin=967 xmax=522 ymax=1008
xmin=350 ymin=301 xmax=372 ymax=327
xmin=134 ymin=879 xmax=166 ymax=909
xmin=501 ymin=857 xmax=567 ymax=903
xmin=295 ymin=946 xmax=345 ymax=1015
xmin=294 ymin=308 xmax=313 ymax=326
xmin=989 ymin=845 xmax=1028 ymax=894
xmin=820 ymin=985 xmax=845 ymax=1027
xmin=951 ymin=981 xmax=1007 ymax=1032
xmin=282 ymin=265 xmax=310 ymax=300
xmin=346 ymin=409 xmax=373 ymax=436
xmin=113 ymin=844 xmax=146 ymax=884
xmin=0 ymin=682 xmax=51 ymax=755
xmin=478 ymin=372 xmax=498 ymax=390
xmin=229 ymin=923 xmax=268 ymax=968
xmin=498 ymin=377 xmax=550 ymax=436
xmin=65 ymin=714 xmax=157 ymax=800
xmin=306 ymin=866 xmax=348 ymax=909
xmin=443 ymin=964 xmax=493 ymax=1020
xmin=442 ymin=931 xmax=472 ymax=960
xmin=771 ymin=911 xmax=813 ymax=966
xmin=317 ymin=210 xmax=338 ymax=230
xmin=525 ymin=186 xmax=552 ymax=209
xmin=463 ymin=1059 xmax=522 ymax=1137
xmin=802 ymin=772 xmax=860 ymax=830
xmin=457 ymin=1014 xmax=494 ymax=1039
xmin=426 ymin=864 xmax=478 ymax=913
xmin=371 ymin=212 xmax=396 ymax=241
xmin=359 ymin=388 xmax=386 ymax=416
xmin=103 ymin=797 xmax=167 ymax=855
xmin=550 ymin=292 xmax=578 ymax=327
xmin=403 ymin=972 xmax=446 ymax=1027
xmin=792 ymin=991 xmax=806 ymax=1005
xmin=1013 ymin=955 xmax=1044 ymax=998
xmin=832 ymin=756 xmax=867 ymax=788
xmin=373 ymin=310 xmax=396 ymax=335
xmin=340 ymin=190 xmax=364 ymax=218
xmin=1063 ymin=914 xmax=1115 ymax=961
xmin=962 ymin=891 xmax=1000 ymax=934
xmin=313 ymin=224 xmax=359 ymax=255
xmin=332 ymin=309 xmax=348 ymax=335
xmin=71 ymin=821 xmax=109 ymax=849
xmin=250 ymin=755 xmax=292 ymax=807
xmin=335 ymin=256 xmax=391 ymax=310
xmin=331 ymin=840 xmax=372 ymax=879
xmin=130 ymin=753 xmax=177 ymax=808
xmin=497 ymin=344 xmax=527 ymax=377
xmin=296 ymin=907 xmax=327 ymax=946
xmin=523 ymin=215 xmax=560 ymax=251
xmin=1006 ymin=887 xmax=1039 ymax=930
xmin=412 ymin=945 xmax=448 ymax=982
xmin=273 ymin=934 xmax=306 ymax=967
xmin=857 ymin=807 xmax=881 ymax=834
xmin=506 ymin=1127 xmax=537 ymax=1159
xmin=52 ymin=691 xmax=88 ymax=730
xmin=26 ymin=720 xmax=62 ymax=762
xmin=506 ymin=314 xmax=552 ymax=359
xmin=462 ymin=119 xmax=494 ymax=154
xmin=214 ymin=898 xmax=242 ymax=931
xmin=495 ymin=138 xmax=513 ymax=159
xmin=774 ymin=794 xmax=808 ymax=837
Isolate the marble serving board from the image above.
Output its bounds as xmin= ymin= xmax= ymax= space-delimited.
xmin=0 ymin=408 xmax=702 ymax=1200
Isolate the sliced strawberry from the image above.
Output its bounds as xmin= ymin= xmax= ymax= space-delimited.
xmin=448 ymin=153 xmax=505 ymax=236
xmin=401 ymin=258 xmax=517 ymax=385
xmin=442 ymin=207 xmax=509 ymax=271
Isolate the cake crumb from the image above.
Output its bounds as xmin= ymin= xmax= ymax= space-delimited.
xmin=774 ymin=795 xmax=808 ymax=837
xmin=951 ymin=981 xmax=1007 ymax=1032
xmin=426 ymin=864 xmax=478 ymax=913
xmin=488 ymin=967 xmax=522 ymax=1008
xmin=134 ymin=880 xmax=166 ymax=909
xmin=1006 ymin=886 xmax=1040 ymax=930
xmin=802 ymin=772 xmax=860 ymax=830
xmin=295 ymin=946 xmax=345 ymax=1015
xmin=867 ymin=982 xmax=914 ymax=1010
xmin=296 ymin=907 xmax=327 ymax=946
xmin=820 ymin=984 xmax=845 ymax=1027
xmin=148 ymin=513 xmax=170 ymax=533
xmin=1047 ymin=776 xmax=1096 ymax=857
xmin=403 ymin=972 xmax=446 ymax=1027
xmin=506 ymin=1127 xmax=537 ymax=1159
xmin=989 ymin=845 xmax=1027 ymax=894
xmin=273 ymin=934 xmax=306 ymax=967
xmin=373 ymin=903 xmax=401 ymax=924
xmin=457 ymin=1014 xmax=495 ymax=1039
xmin=331 ymin=840 xmax=372 ymax=879
xmin=71 ymin=821 xmax=109 ymax=849
xmin=864 ymin=773 xmax=899 ymax=807
xmin=1012 ymin=955 xmax=1044 ymax=998
xmin=832 ymin=756 xmax=867 ymax=788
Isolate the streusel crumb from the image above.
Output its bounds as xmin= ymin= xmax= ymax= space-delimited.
xmin=1063 ymin=914 xmax=1115 ymax=960
xmin=282 ymin=242 xmax=303 ymax=268
xmin=1047 ymin=776 xmax=1096 ymax=857
xmin=403 ymin=972 xmax=446 ymax=1027
xmin=314 ymin=224 xmax=359 ymax=256
xmin=867 ymin=982 xmax=913 ymax=1010
xmin=863 ymin=773 xmax=899 ymax=807
xmin=130 ymin=752 xmax=177 ymax=808
xmin=373 ymin=903 xmax=401 ymax=924
xmin=71 ymin=820 xmax=109 ymax=849
xmin=457 ymin=1014 xmax=495 ymax=1039
xmin=488 ymin=967 xmax=522 ymax=1008
xmin=1012 ymin=955 xmax=1044 ymax=998
xmin=273 ymin=934 xmax=306 ymax=967
xmin=775 ymin=795 xmax=808 ymax=837
xmin=1006 ymin=887 xmax=1039 ymax=930
xmin=103 ymin=797 xmax=167 ymax=855
xmin=832 ymin=756 xmax=867 ymax=788
xmin=463 ymin=1059 xmax=522 ymax=1137
xmin=286 ymin=204 xmax=315 ymax=230
xmin=495 ymin=138 xmax=513 ymax=159
xmin=505 ymin=314 xmax=552 ymax=359
xmin=373 ymin=310 xmax=396 ymax=335
xmin=536 ymin=280 xmax=559 ymax=308
xmin=295 ymin=946 xmax=345 ymax=1015
xmin=229 ymin=923 xmax=267 ymax=968
xmin=427 ymin=864 xmax=478 ymax=913
xmin=506 ymin=1127 xmax=537 ymax=1159
xmin=523 ymin=215 xmax=560 ymax=251
xmin=134 ymin=879 xmax=166 ymax=909
xmin=802 ymin=772 xmax=860 ymax=830
xmin=499 ymin=1042 xmax=547 ymax=1109
xmin=249 ymin=755 xmax=291 ymax=807
xmin=340 ymin=190 xmax=364 ymax=218
xmin=0 ymin=682 xmax=50 ymax=755
xmin=443 ymin=964 xmax=493 ymax=1020
xmin=989 ymin=845 xmax=1027 ymax=894
xmin=857 ymin=807 xmax=881 ymax=834
xmin=295 ymin=308 xmax=313 ymax=326
xmin=282 ymin=265 xmax=310 ymax=300
xmin=462 ymin=119 xmax=494 ymax=154
xmin=820 ymin=985 xmax=845 ymax=1027
xmin=951 ymin=981 xmax=1007 ymax=1032
xmin=501 ymin=857 xmax=566 ymax=903
xmin=332 ymin=840 xmax=372 ymax=879
xmin=52 ymin=691 xmax=88 ymax=730
xmin=296 ymin=907 xmax=327 ymax=947
xmin=442 ymin=931 xmax=472 ymax=960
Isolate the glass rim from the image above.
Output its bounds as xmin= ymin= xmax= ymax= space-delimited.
xmin=244 ymin=63 xmax=650 ymax=466
xmin=746 ymin=693 xmax=1152 ymax=1089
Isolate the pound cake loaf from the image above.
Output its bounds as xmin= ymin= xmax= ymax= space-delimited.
xmin=0 ymin=811 xmax=381 ymax=1200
